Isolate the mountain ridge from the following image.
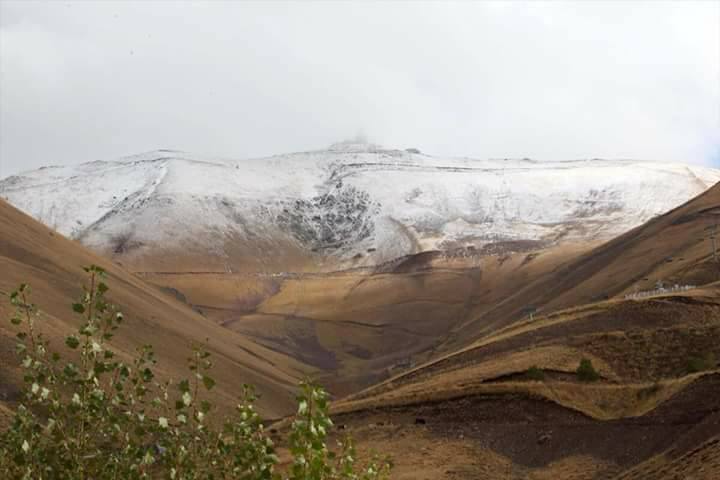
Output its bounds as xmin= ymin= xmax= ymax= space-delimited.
xmin=2 ymin=145 xmax=718 ymax=273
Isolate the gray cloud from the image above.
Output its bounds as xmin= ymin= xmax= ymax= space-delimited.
xmin=1 ymin=0 xmax=718 ymax=176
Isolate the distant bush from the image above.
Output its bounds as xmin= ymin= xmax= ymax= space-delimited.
xmin=636 ymin=382 xmax=662 ymax=400
xmin=576 ymin=358 xmax=600 ymax=382
xmin=0 ymin=265 xmax=392 ymax=479
xmin=526 ymin=366 xmax=545 ymax=381
xmin=686 ymin=352 xmax=717 ymax=374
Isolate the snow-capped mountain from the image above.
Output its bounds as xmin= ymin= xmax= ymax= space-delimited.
xmin=2 ymin=142 xmax=719 ymax=272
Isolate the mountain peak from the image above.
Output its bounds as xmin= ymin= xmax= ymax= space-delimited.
xmin=327 ymin=135 xmax=383 ymax=153
xmin=325 ymin=139 xmax=424 ymax=156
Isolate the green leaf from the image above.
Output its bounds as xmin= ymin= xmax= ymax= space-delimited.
xmin=72 ymin=303 xmax=85 ymax=314
xmin=65 ymin=335 xmax=80 ymax=349
xmin=178 ymin=379 xmax=190 ymax=393
xmin=202 ymin=375 xmax=216 ymax=391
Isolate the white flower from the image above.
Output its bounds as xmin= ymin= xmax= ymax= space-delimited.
xmin=31 ymin=383 xmax=39 ymax=394
xmin=91 ymin=341 xmax=102 ymax=353
xmin=21 ymin=440 xmax=30 ymax=453
xmin=158 ymin=417 xmax=169 ymax=429
xmin=41 ymin=387 xmax=50 ymax=400
xmin=182 ymin=391 xmax=192 ymax=406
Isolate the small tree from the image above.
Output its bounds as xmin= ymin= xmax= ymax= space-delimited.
xmin=686 ymin=352 xmax=717 ymax=373
xmin=576 ymin=358 xmax=600 ymax=382
xmin=0 ymin=265 xmax=392 ymax=479
xmin=526 ymin=366 xmax=545 ymax=381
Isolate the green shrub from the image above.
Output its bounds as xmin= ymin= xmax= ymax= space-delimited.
xmin=686 ymin=352 xmax=717 ymax=373
xmin=526 ymin=366 xmax=545 ymax=381
xmin=0 ymin=265 xmax=392 ymax=479
xmin=576 ymin=358 xmax=600 ymax=382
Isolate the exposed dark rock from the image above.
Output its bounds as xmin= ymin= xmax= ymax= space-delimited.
xmin=276 ymin=183 xmax=380 ymax=251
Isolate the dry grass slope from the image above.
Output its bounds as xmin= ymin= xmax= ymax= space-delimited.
xmin=0 ymin=199 xmax=307 ymax=417
xmin=325 ymin=183 xmax=720 ymax=479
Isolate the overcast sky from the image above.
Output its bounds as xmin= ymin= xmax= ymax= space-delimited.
xmin=0 ymin=1 xmax=718 ymax=177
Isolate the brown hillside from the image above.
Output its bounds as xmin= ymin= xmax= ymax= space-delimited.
xmin=0 ymin=199 xmax=306 ymax=417
xmin=445 ymin=181 xmax=720 ymax=348
xmin=138 ymin=242 xmax=588 ymax=396
xmin=323 ymin=288 xmax=720 ymax=479
xmin=322 ymin=184 xmax=720 ymax=479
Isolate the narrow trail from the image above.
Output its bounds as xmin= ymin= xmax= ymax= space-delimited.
xmin=686 ymin=166 xmax=712 ymax=191
xmin=77 ymin=160 xmax=170 ymax=240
